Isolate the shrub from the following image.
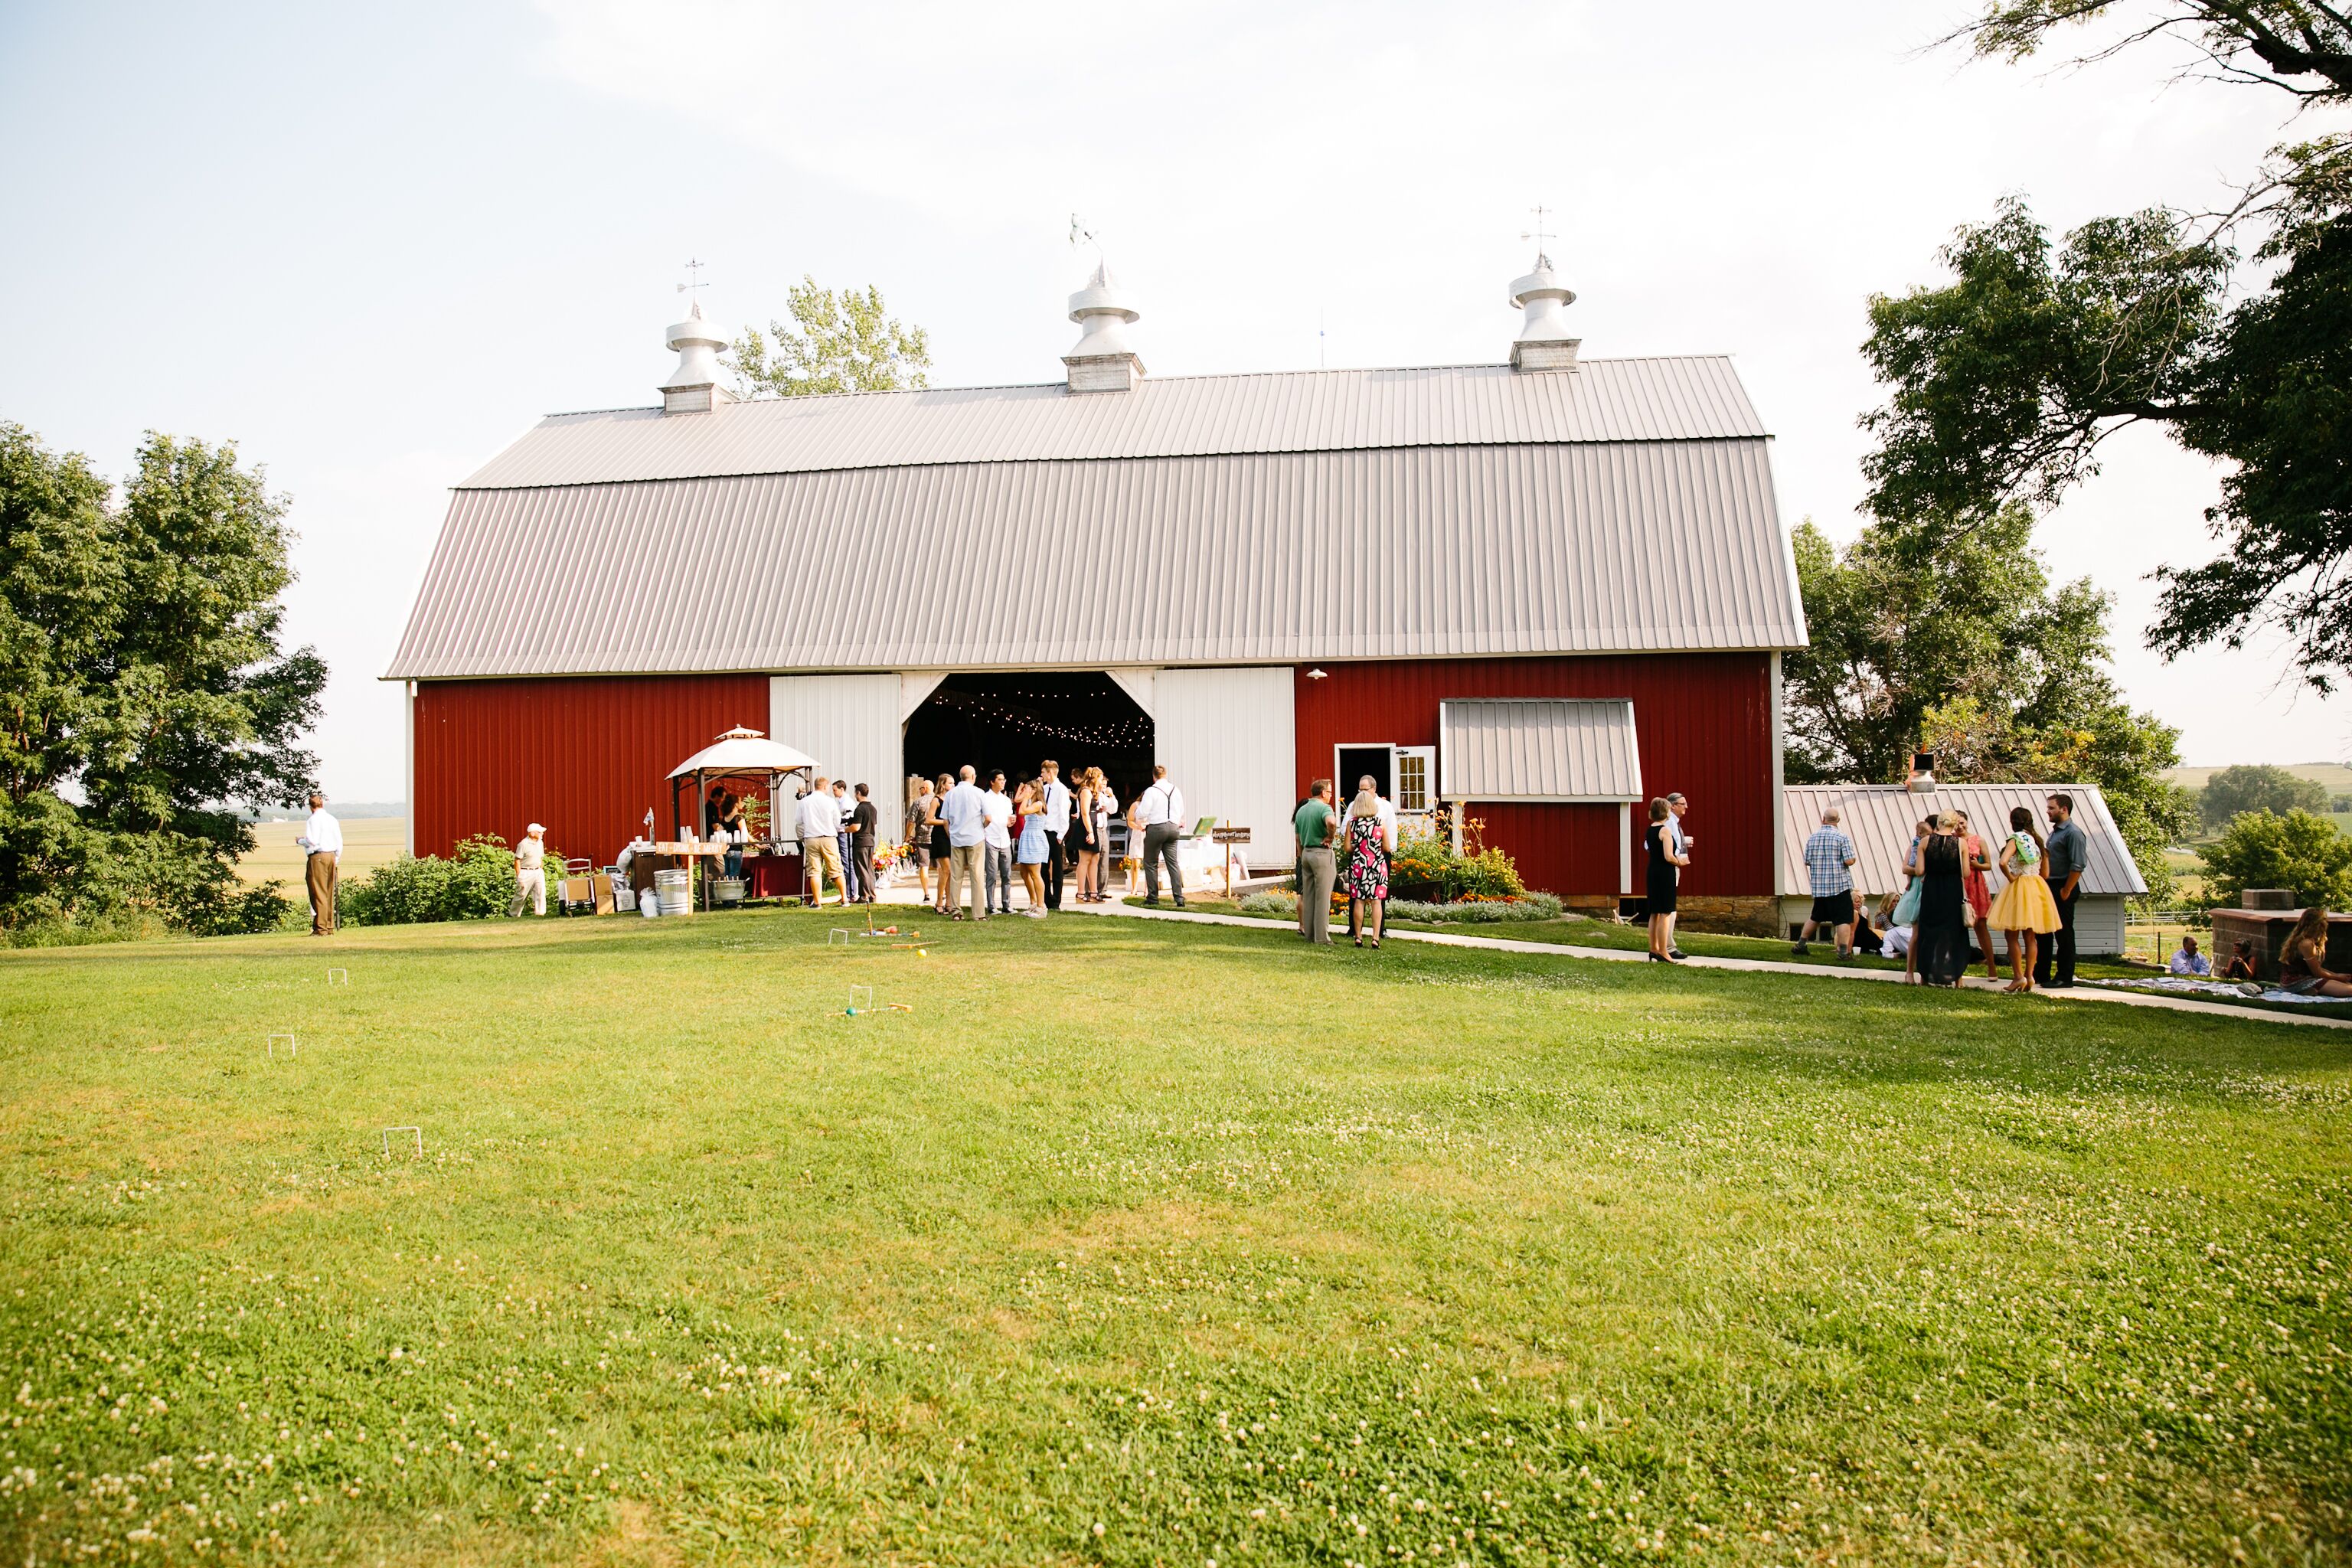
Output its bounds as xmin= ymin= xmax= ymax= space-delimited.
xmin=2196 ymin=809 xmax=2352 ymax=910
xmin=341 ymin=835 xmax=518 ymax=926
xmin=1235 ymin=887 xmax=1566 ymax=923
xmin=1387 ymin=893 xmax=1563 ymax=923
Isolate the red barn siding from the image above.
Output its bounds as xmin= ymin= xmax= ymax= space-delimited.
xmin=1293 ymin=655 xmax=1774 ymax=896
xmin=413 ymin=675 xmax=772 ymax=862
xmin=1467 ymin=802 xmax=1625 ymax=900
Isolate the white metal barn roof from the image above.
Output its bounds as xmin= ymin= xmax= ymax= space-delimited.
xmin=387 ymin=358 xmax=1804 ymax=681
xmin=1439 ymin=699 xmax=1643 ymax=801
xmin=1779 ymin=784 xmax=2148 ymax=899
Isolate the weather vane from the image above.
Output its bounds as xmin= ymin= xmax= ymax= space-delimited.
xmin=677 ymin=257 xmax=709 ymax=299
xmin=1521 ymin=205 xmax=1556 ymax=263
xmin=1068 ymin=214 xmax=1102 ymax=256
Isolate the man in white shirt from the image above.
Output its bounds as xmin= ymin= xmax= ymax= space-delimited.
xmin=1038 ymin=760 xmax=1073 ymax=910
xmin=1136 ymin=764 xmax=1187 ymax=908
xmin=795 ymin=776 xmax=848 ymax=906
xmin=982 ymin=770 xmax=1014 ymax=916
xmin=2169 ymin=935 xmax=2212 ymax=976
xmin=938 ymin=765 xmax=989 ymax=920
xmin=295 ymin=792 xmax=342 ymax=936
xmin=509 ymin=822 xmax=547 ymax=917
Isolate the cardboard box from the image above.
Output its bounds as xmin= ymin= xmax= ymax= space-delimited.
xmin=591 ymin=873 xmax=616 ymax=915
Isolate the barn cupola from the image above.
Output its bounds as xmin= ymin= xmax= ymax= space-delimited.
xmin=1062 ymin=260 xmax=1145 ymax=394
xmin=660 ymin=300 xmax=734 ymax=414
xmin=1508 ymin=253 xmax=1579 ymax=373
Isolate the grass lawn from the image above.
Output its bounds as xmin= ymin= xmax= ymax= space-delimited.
xmin=2 ymin=910 xmax=2348 ymax=1566
xmin=234 ymin=818 xmax=410 ymax=890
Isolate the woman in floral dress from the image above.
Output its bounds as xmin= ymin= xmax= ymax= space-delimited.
xmin=1341 ymin=786 xmax=1392 ymax=949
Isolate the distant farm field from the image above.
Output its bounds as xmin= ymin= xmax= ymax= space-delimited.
xmin=2 ymin=912 xmax=2347 ymax=1565
xmin=2164 ymin=762 xmax=2352 ymax=795
xmin=234 ymin=817 xmax=408 ymax=889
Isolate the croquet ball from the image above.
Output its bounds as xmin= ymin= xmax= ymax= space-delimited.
xmin=916 ymin=948 xmax=928 ymax=957
xmin=845 ymin=1007 xmax=858 ymax=1016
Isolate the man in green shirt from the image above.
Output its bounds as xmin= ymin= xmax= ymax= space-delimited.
xmin=1293 ymin=779 xmax=1338 ymax=945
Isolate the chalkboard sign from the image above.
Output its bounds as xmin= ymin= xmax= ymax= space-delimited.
xmin=1211 ymin=827 xmax=1252 ymax=844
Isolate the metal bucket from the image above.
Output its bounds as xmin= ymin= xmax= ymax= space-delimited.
xmin=716 ymin=877 xmax=746 ymax=906
xmin=654 ymin=868 xmax=692 ymax=916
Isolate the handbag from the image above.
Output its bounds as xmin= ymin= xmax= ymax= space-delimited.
xmin=1893 ymin=876 xmax=1922 ymax=926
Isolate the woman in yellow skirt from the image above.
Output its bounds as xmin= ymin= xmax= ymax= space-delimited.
xmin=1987 ymin=805 xmax=2064 ymax=993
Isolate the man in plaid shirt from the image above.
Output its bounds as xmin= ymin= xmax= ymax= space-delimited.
xmin=1794 ymin=807 xmax=1859 ymax=957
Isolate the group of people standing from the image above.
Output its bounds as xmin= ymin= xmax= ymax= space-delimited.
xmin=897 ymin=761 xmax=1189 ymax=920
xmin=1796 ymin=794 xmax=2086 ymax=992
xmin=1291 ymin=776 xmax=1400 ymax=946
xmin=776 ymin=777 xmax=879 ymax=906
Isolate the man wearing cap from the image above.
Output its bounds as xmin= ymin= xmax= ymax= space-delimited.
xmin=510 ymin=822 xmax=547 ymax=916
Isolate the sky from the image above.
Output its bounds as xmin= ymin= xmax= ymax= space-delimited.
xmin=3 ymin=0 xmax=2347 ymax=802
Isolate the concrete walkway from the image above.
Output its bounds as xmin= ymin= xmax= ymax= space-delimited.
xmin=1046 ymin=890 xmax=2352 ymax=1033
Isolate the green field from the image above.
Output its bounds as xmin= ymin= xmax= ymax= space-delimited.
xmin=234 ymin=818 xmax=410 ymax=890
xmin=2 ymin=912 xmax=2348 ymax=1565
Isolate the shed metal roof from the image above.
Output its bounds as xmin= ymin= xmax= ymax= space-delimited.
xmin=459 ymin=358 xmax=1766 ymax=489
xmin=1439 ymin=699 xmax=1643 ymax=801
xmin=386 ymin=439 xmax=1802 ymax=679
xmin=1779 ymin=784 xmax=2148 ymax=899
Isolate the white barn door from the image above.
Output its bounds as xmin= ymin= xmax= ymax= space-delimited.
xmin=769 ymin=674 xmax=904 ymax=841
xmin=1152 ymin=666 xmax=1295 ymax=870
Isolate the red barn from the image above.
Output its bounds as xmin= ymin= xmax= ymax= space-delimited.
xmin=387 ymin=257 xmax=1806 ymax=928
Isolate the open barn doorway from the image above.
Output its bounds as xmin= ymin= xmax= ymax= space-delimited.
xmin=902 ymin=673 xmax=1155 ymax=809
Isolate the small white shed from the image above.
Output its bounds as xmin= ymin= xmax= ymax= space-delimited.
xmin=1776 ymin=783 xmax=2145 ymax=956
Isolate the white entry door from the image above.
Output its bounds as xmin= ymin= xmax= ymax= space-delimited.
xmin=1393 ymin=745 xmax=1436 ymax=822
xmin=1152 ymin=666 xmax=1295 ymax=869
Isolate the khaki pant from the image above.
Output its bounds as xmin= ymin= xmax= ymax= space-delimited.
xmin=510 ymin=867 xmax=545 ymax=917
xmin=804 ymin=835 xmax=846 ymax=903
xmin=305 ymin=851 xmax=338 ymax=936
xmin=947 ymin=842 xmax=987 ymax=919
xmin=1297 ymin=845 xmax=1335 ymax=943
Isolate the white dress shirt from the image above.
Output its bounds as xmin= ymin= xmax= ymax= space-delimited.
xmin=1138 ymin=781 xmax=1184 ymax=828
xmin=982 ymin=789 xmax=1014 ymax=848
xmin=1040 ymin=778 xmax=1071 ymax=833
xmin=297 ymin=808 xmax=343 ymax=855
xmin=795 ymin=790 xmax=841 ymax=841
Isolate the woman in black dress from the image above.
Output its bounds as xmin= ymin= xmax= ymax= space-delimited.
xmin=1644 ymin=796 xmax=1687 ymax=962
xmin=924 ymin=772 xmax=954 ymax=914
xmin=1909 ymin=812 xmax=1968 ymax=986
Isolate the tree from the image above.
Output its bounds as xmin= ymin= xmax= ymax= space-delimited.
xmin=2196 ymin=762 xmax=2331 ymax=829
xmin=2197 ymin=807 xmax=2352 ymax=909
xmin=1785 ymin=505 xmax=2195 ymax=897
xmin=1787 ymin=505 xmax=2118 ymax=782
xmin=0 ymin=423 xmax=325 ymax=935
xmin=1864 ymin=4 xmax=2352 ymax=685
xmin=730 ymin=278 xmax=931 ymax=399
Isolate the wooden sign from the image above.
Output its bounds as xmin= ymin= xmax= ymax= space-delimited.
xmin=1211 ymin=827 xmax=1252 ymax=844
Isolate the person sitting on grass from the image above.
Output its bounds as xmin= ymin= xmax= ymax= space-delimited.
xmin=2222 ymin=939 xmax=2259 ymax=981
xmin=2168 ymin=935 xmax=2211 ymax=976
xmin=1849 ymin=890 xmax=1887 ymax=956
xmin=2275 ymin=906 xmax=2352 ymax=998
